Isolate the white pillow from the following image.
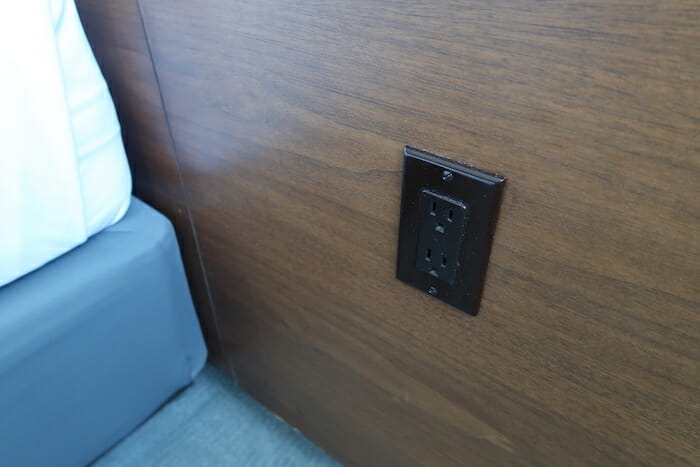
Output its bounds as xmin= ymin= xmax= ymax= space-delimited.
xmin=0 ymin=0 xmax=132 ymax=287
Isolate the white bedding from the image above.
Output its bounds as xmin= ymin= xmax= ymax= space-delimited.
xmin=0 ymin=0 xmax=132 ymax=286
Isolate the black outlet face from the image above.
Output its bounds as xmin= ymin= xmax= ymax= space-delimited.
xmin=396 ymin=146 xmax=506 ymax=315
xmin=415 ymin=190 xmax=468 ymax=285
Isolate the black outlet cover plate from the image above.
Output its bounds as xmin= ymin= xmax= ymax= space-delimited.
xmin=396 ymin=146 xmax=506 ymax=315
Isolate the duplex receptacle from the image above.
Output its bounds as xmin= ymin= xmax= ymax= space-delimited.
xmin=396 ymin=146 xmax=505 ymax=315
xmin=414 ymin=190 xmax=468 ymax=285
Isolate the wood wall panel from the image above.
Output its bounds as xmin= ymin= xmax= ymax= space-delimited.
xmin=96 ymin=0 xmax=698 ymax=465
xmin=76 ymin=0 xmax=224 ymax=367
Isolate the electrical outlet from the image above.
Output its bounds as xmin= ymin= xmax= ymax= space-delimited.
xmin=414 ymin=190 xmax=468 ymax=285
xmin=396 ymin=146 xmax=505 ymax=315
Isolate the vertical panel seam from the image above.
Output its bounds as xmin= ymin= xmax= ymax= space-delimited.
xmin=134 ymin=0 xmax=236 ymax=383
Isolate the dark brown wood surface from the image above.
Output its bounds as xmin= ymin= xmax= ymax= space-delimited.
xmin=86 ymin=0 xmax=700 ymax=465
xmin=76 ymin=0 xmax=224 ymax=367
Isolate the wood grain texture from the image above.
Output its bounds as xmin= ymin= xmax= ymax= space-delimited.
xmin=135 ymin=0 xmax=699 ymax=464
xmin=76 ymin=0 xmax=225 ymax=368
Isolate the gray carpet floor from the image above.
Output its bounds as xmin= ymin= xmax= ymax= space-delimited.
xmin=92 ymin=365 xmax=341 ymax=467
